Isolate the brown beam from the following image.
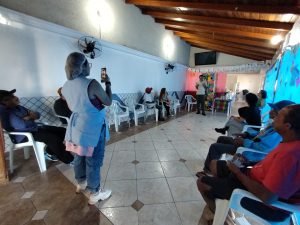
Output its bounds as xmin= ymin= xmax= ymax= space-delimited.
xmin=185 ymin=38 xmax=272 ymax=60
xmin=175 ymin=32 xmax=276 ymax=55
xmin=161 ymin=20 xmax=281 ymax=40
xmin=190 ymin=44 xmax=265 ymax=61
xmin=170 ymin=29 xmax=278 ymax=50
xmin=126 ymin=0 xmax=300 ymax=14
xmin=185 ymin=38 xmax=274 ymax=59
xmin=143 ymin=10 xmax=294 ymax=31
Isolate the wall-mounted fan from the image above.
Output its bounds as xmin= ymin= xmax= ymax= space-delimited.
xmin=78 ymin=36 xmax=102 ymax=59
xmin=165 ymin=63 xmax=175 ymax=74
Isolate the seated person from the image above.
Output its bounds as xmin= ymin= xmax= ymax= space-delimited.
xmin=197 ymin=104 xmax=300 ymax=223
xmin=158 ymin=87 xmax=171 ymax=117
xmin=143 ymin=87 xmax=164 ymax=121
xmin=53 ymin=87 xmax=72 ymax=124
xmin=215 ymin=92 xmax=261 ymax=136
xmin=0 ymin=89 xmax=73 ymax=164
xmin=257 ymin=89 xmax=267 ymax=108
xmin=202 ymin=100 xmax=295 ymax=174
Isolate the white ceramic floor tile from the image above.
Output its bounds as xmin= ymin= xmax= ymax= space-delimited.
xmin=176 ymin=201 xmax=206 ymax=225
xmin=115 ymin=142 xmax=135 ymax=151
xmin=138 ymin=203 xmax=182 ymax=225
xmin=99 ymin=180 xmax=137 ymax=208
xmin=136 ymin=162 xmax=164 ymax=179
xmin=161 ymin=161 xmax=191 ymax=177
xmin=167 ymin=177 xmax=201 ymax=202
xmin=157 ymin=150 xmax=181 ymax=161
xmin=111 ymin=151 xmax=136 ymax=165
xmin=106 ymin=163 xmax=136 ymax=181
xmin=32 ymin=210 xmax=48 ymax=220
xmin=135 ymin=150 xmax=159 ymax=162
xmin=134 ymin=141 xmax=155 ymax=151
xmin=101 ymin=207 xmax=138 ymax=225
xmin=176 ymin=149 xmax=202 ymax=160
xmin=21 ymin=191 xmax=35 ymax=199
xmin=137 ymin=178 xmax=173 ymax=204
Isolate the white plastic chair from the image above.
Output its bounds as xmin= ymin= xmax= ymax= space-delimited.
xmin=144 ymin=102 xmax=158 ymax=122
xmin=125 ymin=98 xmax=146 ymax=126
xmin=111 ymin=100 xmax=130 ymax=132
xmin=213 ymin=189 xmax=300 ymax=225
xmin=184 ymin=95 xmax=197 ymax=112
xmin=3 ymin=130 xmax=46 ymax=173
xmin=171 ymin=99 xmax=181 ymax=116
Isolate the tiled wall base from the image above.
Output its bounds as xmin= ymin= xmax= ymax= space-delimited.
xmin=4 ymin=91 xmax=185 ymax=150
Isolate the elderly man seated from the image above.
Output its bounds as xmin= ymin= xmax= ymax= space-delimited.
xmin=201 ymin=100 xmax=295 ymax=175
xmin=197 ymin=104 xmax=300 ymax=224
xmin=143 ymin=87 xmax=164 ymax=121
xmin=0 ymin=89 xmax=73 ymax=164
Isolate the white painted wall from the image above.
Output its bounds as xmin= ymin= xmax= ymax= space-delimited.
xmin=189 ymin=47 xmax=258 ymax=67
xmin=0 ymin=7 xmax=187 ymax=97
xmin=0 ymin=0 xmax=190 ymax=65
xmin=233 ymin=73 xmax=265 ymax=94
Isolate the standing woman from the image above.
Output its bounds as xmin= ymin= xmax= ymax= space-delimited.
xmin=159 ymin=88 xmax=171 ymax=116
xmin=62 ymin=52 xmax=112 ymax=205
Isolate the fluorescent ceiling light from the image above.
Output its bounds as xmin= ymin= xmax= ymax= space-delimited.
xmin=174 ymin=18 xmax=184 ymax=22
xmin=177 ymin=7 xmax=188 ymax=11
xmin=0 ymin=14 xmax=8 ymax=25
xmin=271 ymin=35 xmax=283 ymax=45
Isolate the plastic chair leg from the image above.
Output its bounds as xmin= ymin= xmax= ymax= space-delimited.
xmin=155 ymin=109 xmax=158 ymax=122
xmin=9 ymin=146 xmax=14 ymax=174
xmin=134 ymin=113 xmax=138 ymax=126
xmin=23 ymin=146 xmax=30 ymax=159
xmin=34 ymin=142 xmax=47 ymax=172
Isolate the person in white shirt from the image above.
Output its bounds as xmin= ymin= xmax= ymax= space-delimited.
xmin=195 ymin=74 xmax=208 ymax=115
xmin=143 ymin=87 xmax=164 ymax=121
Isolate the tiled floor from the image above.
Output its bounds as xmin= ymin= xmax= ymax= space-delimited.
xmin=57 ymin=112 xmax=227 ymax=225
xmin=0 ymin=109 xmax=231 ymax=225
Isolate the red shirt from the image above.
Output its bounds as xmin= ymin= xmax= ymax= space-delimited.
xmin=249 ymin=141 xmax=300 ymax=203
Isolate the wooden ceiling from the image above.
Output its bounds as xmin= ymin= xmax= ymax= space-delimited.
xmin=125 ymin=0 xmax=299 ymax=61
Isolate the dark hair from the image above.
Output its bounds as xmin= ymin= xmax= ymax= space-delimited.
xmin=284 ymin=104 xmax=300 ymax=134
xmin=245 ymin=93 xmax=258 ymax=107
xmin=159 ymin=88 xmax=166 ymax=101
xmin=238 ymin=106 xmax=249 ymax=119
xmin=259 ymin=90 xmax=267 ymax=99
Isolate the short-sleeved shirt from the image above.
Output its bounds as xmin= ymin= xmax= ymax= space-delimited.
xmin=196 ymin=80 xmax=207 ymax=95
xmin=249 ymin=141 xmax=300 ymax=203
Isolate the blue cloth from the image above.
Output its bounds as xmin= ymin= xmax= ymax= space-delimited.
xmin=74 ymin=124 xmax=106 ymax=193
xmin=243 ymin=126 xmax=282 ymax=153
xmin=0 ymin=104 xmax=40 ymax=143
xmin=62 ymin=77 xmax=106 ymax=147
xmin=62 ymin=76 xmax=108 ymax=193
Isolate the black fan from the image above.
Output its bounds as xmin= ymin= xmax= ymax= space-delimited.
xmin=78 ymin=36 xmax=102 ymax=59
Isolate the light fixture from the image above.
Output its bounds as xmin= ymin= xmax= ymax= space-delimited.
xmin=0 ymin=14 xmax=8 ymax=25
xmin=271 ymin=35 xmax=283 ymax=45
xmin=174 ymin=18 xmax=184 ymax=22
xmin=177 ymin=7 xmax=188 ymax=11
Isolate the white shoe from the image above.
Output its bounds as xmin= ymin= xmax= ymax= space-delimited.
xmin=76 ymin=181 xmax=87 ymax=193
xmin=88 ymin=188 xmax=112 ymax=205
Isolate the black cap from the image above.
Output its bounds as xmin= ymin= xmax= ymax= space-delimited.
xmin=268 ymin=100 xmax=295 ymax=111
xmin=0 ymin=89 xmax=16 ymax=101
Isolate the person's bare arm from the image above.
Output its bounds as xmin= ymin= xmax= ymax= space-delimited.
xmin=227 ymin=162 xmax=278 ymax=203
xmin=88 ymin=78 xmax=112 ymax=106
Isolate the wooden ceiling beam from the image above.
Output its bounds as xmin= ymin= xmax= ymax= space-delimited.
xmin=159 ymin=19 xmax=282 ymax=40
xmin=184 ymin=38 xmax=275 ymax=55
xmin=143 ymin=10 xmax=293 ymax=30
xmin=190 ymin=44 xmax=265 ymax=61
xmin=184 ymin=38 xmax=272 ymax=60
xmin=182 ymin=37 xmax=275 ymax=57
xmin=170 ymin=29 xmax=278 ymax=50
xmin=174 ymin=32 xmax=277 ymax=54
xmin=126 ymin=0 xmax=300 ymax=14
